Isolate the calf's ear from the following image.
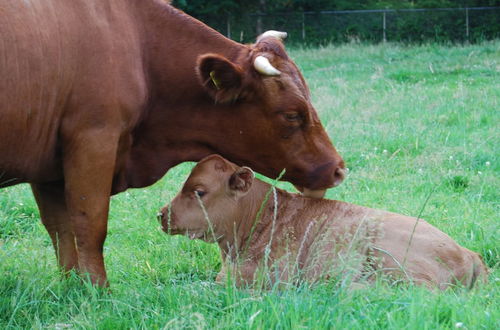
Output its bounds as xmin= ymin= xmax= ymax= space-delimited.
xmin=229 ymin=167 xmax=254 ymax=195
xmin=197 ymin=54 xmax=244 ymax=104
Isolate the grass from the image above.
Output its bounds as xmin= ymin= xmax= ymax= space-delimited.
xmin=1 ymin=41 xmax=499 ymax=329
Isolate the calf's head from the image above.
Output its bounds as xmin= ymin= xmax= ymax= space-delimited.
xmin=195 ymin=31 xmax=345 ymax=197
xmin=160 ymin=155 xmax=255 ymax=241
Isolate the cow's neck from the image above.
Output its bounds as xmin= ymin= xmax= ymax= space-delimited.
xmin=217 ymin=181 xmax=337 ymax=264
xmin=140 ymin=1 xmax=244 ymax=100
xmin=215 ymin=180 xmax=268 ymax=261
xmin=217 ymin=181 xmax=298 ymax=262
xmin=121 ymin=1 xmax=248 ymax=191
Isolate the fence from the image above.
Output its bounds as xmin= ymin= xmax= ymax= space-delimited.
xmin=198 ymin=7 xmax=500 ymax=44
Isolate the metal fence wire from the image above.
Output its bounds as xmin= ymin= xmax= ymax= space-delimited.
xmin=197 ymin=7 xmax=500 ymax=44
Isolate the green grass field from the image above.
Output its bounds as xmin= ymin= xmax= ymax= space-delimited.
xmin=1 ymin=41 xmax=499 ymax=329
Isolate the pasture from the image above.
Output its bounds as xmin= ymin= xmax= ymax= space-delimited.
xmin=1 ymin=41 xmax=499 ymax=329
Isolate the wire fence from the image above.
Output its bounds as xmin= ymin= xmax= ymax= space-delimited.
xmin=198 ymin=7 xmax=500 ymax=44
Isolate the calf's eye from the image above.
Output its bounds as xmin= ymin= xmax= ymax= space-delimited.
xmin=194 ymin=190 xmax=206 ymax=198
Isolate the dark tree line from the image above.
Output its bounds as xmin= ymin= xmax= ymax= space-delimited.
xmin=172 ymin=0 xmax=500 ymax=17
xmin=170 ymin=0 xmax=500 ymax=43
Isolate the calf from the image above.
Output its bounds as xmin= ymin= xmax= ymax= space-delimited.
xmin=160 ymin=155 xmax=488 ymax=289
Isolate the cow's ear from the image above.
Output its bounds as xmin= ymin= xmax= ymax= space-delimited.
xmin=197 ymin=54 xmax=244 ymax=103
xmin=228 ymin=167 xmax=254 ymax=195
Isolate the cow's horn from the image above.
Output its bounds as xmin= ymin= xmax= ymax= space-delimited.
xmin=254 ymin=56 xmax=281 ymax=76
xmin=257 ymin=30 xmax=288 ymax=42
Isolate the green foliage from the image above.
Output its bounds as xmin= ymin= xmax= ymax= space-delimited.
xmin=173 ymin=0 xmax=500 ymax=13
xmin=173 ymin=0 xmax=500 ymax=44
xmin=1 ymin=42 xmax=499 ymax=328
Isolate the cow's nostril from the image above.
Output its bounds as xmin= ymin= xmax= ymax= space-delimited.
xmin=333 ymin=168 xmax=346 ymax=187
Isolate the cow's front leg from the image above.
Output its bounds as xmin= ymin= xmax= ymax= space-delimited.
xmin=63 ymin=131 xmax=119 ymax=286
xmin=31 ymin=182 xmax=78 ymax=272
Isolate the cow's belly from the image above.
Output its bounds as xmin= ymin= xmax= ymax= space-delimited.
xmin=0 ymin=115 xmax=63 ymax=186
xmin=0 ymin=45 xmax=66 ymax=185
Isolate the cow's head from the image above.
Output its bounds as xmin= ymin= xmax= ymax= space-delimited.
xmin=195 ymin=31 xmax=345 ymax=197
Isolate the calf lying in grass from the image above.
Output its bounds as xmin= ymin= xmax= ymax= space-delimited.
xmin=160 ymin=155 xmax=488 ymax=289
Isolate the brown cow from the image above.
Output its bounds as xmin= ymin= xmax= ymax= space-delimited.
xmin=160 ymin=155 xmax=488 ymax=289
xmin=0 ymin=1 xmax=345 ymax=285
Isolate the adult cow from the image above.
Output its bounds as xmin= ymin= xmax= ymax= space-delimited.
xmin=0 ymin=0 xmax=345 ymax=286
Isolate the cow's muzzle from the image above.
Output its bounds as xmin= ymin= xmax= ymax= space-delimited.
xmin=294 ymin=162 xmax=347 ymax=198
xmin=332 ymin=167 xmax=347 ymax=187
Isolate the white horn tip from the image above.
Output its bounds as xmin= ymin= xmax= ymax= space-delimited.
xmin=257 ymin=30 xmax=288 ymax=43
xmin=254 ymin=56 xmax=281 ymax=76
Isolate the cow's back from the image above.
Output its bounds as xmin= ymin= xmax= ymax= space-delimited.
xmin=372 ymin=212 xmax=488 ymax=289
xmin=0 ymin=0 xmax=146 ymax=185
xmin=297 ymin=200 xmax=488 ymax=288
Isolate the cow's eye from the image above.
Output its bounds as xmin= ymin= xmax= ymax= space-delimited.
xmin=194 ymin=190 xmax=206 ymax=198
xmin=283 ymin=112 xmax=301 ymax=122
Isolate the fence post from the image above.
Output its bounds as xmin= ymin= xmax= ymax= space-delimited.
xmin=383 ymin=10 xmax=387 ymax=42
xmin=227 ymin=16 xmax=231 ymax=39
xmin=465 ymin=7 xmax=470 ymax=42
xmin=257 ymin=14 xmax=263 ymax=35
xmin=302 ymin=12 xmax=306 ymax=40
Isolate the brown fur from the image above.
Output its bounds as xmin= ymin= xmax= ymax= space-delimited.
xmin=161 ymin=155 xmax=488 ymax=289
xmin=0 ymin=0 xmax=344 ymax=285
